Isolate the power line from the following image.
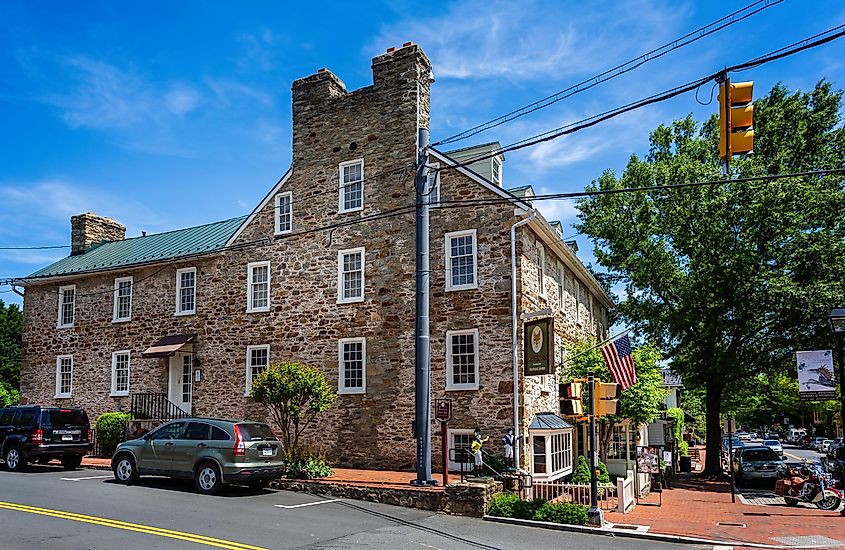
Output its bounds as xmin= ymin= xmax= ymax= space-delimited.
xmin=0 ymin=245 xmax=70 ymax=250
xmin=432 ymin=0 xmax=783 ymax=147
xmin=433 ymin=24 xmax=845 ymax=175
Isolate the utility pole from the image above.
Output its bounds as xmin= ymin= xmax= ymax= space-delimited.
xmin=727 ymin=414 xmax=736 ymax=504
xmin=587 ymin=371 xmax=603 ymax=526
xmin=411 ymin=127 xmax=437 ymax=486
xmin=718 ymin=70 xmax=731 ymax=178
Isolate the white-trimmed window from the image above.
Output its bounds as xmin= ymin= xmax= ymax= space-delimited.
xmin=428 ymin=162 xmax=441 ymax=207
xmin=245 ymin=344 xmax=270 ymax=395
xmin=531 ymin=431 xmax=573 ymax=479
xmin=445 ymin=229 xmax=478 ymax=291
xmin=337 ymin=247 xmax=365 ymax=304
xmin=338 ymin=337 xmax=366 ymax=394
xmin=247 ymin=261 xmax=271 ymax=313
xmin=111 ymin=350 xmax=130 ymax=396
xmin=557 ymin=261 xmax=564 ymax=309
xmin=55 ymin=355 xmax=73 ymax=398
xmin=446 ymin=328 xmax=479 ymax=390
xmin=175 ymin=267 xmax=196 ymax=315
xmin=448 ymin=428 xmax=476 ymax=471
xmin=275 ymin=191 xmax=293 ymax=234
xmin=492 ymin=157 xmax=502 ymax=185
xmin=57 ymin=285 xmax=76 ymax=328
xmin=536 ymin=244 xmax=546 ymax=297
xmin=113 ymin=277 xmax=132 ymax=322
xmin=339 ymin=159 xmax=364 ymax=213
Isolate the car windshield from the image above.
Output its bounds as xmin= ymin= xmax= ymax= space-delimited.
xmin=743 ymin=449 xmax=779 ymax=462
xmin=237 ymin=423 xmax=278 ymax=441
xmin=41 ymin=409 xmax=88 ymax=428
xmin=763 ymin=440 xmax=779 ymax=446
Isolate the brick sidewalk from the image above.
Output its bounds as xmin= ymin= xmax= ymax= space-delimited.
xmin=605 ymin=473 xmax=843 ymax=548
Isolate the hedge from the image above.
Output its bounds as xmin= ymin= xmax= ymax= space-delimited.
xmin=95 ymin=412 xmax=132 ymax=456
xmin=487 ymin=493 xmax=588 ymax=526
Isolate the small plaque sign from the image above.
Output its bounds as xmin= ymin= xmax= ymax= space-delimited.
xmin=524 ymin=317 xmax=553 ymax=376
xmin=434 ymin=399 xmax=452 ymax=422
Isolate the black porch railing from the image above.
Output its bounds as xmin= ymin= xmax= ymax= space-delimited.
xmin=130 ymin=392 xmax=189 ymax=422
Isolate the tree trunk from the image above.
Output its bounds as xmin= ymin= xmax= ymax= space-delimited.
xmin=703 ymin=377 xmax=725 ymax=475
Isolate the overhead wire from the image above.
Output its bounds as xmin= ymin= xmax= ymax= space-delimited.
xmin=431 ymin=0 xmax=784 ymax=147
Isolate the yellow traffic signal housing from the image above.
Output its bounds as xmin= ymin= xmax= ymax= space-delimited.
xmin=595 ymin=382 xmax=621 ymax=417
xmin=560 ymin=382 xmax=584 ymax=416
xmin=719 ymin=80 xmax=754 ymax=159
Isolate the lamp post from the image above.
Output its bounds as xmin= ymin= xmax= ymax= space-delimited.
xmin=828 ymin=306 xmax=845 ymax=440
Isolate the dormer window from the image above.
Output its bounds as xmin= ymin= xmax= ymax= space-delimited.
xmin=339 ymin=159 xmax=364 ymax=213
xmin=492 ymin=157 xmax=502 ymax=186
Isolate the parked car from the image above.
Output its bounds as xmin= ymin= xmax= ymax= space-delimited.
xmin=812 ymin=437 xmax=826 ymax=451
xmin=826 ymin=437 xmax=844 ymax=456
xmin=733 ymin=446 xmax=785 ymax=486
xmin=722 ymin=436 xmax=744 ymax=450
xmin=0 ymin=406 xmax=91 ymax=471
xmin=762 ymin=439 xmax=784 ymax=457
xmin=765 ymin=432 xmax=779 ymax=440
xmin=111 ymin=418 xmax=285 ymax=495
xmin=820 ymin=440 xmax=834 ymax=453
xmin=737 ymin=431 xmax=752 ymax=442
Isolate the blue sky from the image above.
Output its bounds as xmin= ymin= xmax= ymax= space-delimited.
xmin=1 ymin=0 xmax=844 ymax=306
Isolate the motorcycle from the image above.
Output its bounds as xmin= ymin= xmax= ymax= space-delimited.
xmin=777 ymin=461 xmax=842 ymax=511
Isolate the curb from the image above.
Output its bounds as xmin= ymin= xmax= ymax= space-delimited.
xmin=482 ymin=516 xmax=829 ymax=549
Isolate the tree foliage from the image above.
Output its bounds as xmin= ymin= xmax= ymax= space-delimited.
xmin=250 ymin=360 xmax=336 ymax=458
xmin=0 ymin=300 xmax=22 ymax=392
xmin=576 ymin=81 xmax=845 ymax=474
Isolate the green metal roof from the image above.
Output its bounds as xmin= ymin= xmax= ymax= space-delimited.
xmin=506 ymin=184 xmax=534 ymax=198
xmin=26 ymin=216 xmax=245 ymax=280
xmin=529 ymin=413 xmax=573 ymax=430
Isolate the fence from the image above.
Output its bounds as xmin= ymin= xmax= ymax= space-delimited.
xmin=532 ymin=480 xmax=619 ymax=511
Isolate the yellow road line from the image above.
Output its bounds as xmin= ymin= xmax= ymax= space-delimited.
xmin=0 ymin=501 xmax=268 ymax=550
xmin=784 ymin=452 xmax=803 ymax=461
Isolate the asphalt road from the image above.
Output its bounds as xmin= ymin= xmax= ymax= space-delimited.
xmin=0 ymin=466 xmax=708 ymax=550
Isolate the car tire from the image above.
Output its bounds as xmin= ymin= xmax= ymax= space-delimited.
xmin=61 ymin=455 xmax=83 ymax=470
xmin=784 ymin=497 xmax=799 ymax=506
xmin=4 ymin=446 xmax=27 ymax=472
xmin=112 ymin=454 xmax=139 ymax=485
xmin=195 ymin=462 xmax=222 ymax=495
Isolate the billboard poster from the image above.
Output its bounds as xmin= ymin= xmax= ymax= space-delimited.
xmin=796 ymin=350 xmax=836 ymax=401
xmin=524 ymin=317 xmax=553 ymax=376
xmin=636 ymin=446 xmax=661 ymax=474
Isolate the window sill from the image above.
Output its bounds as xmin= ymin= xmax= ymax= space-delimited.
xmin=338 ymin=387 xmax=366 ymax=395
xmin=246 ymin=307 xmax=271 ymax=314
xmin=338 ymin=206 xmax=364 ymax=214
xmin=57 ymin=324 xmax=74 ymax=329
xmin=54 ymin=394 xmax=72 ymax=399
xmin=445 ymin=384 xmax=479 ymax=392
xmin=445 ymin=284 xmax=478 ymax=292
xmin=274 ymin=229 xmax=292 ymax=236
xmin=112 ymin=318 xmax=131 ymax=324
xmin=174 ymin=310 xmax=196 ymax=317
xmin=110 ymin=392 xmax=129 ymax=398
xmin=337 ymin=297 xmax=364 ymax=305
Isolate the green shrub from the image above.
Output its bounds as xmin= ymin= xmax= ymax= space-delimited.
xmin=513 ymin=498 xmax=546 ymax=520
xmin=283 ymin=456 xmax=333 ymax=479
xmin=571 ymin=455 xmax=610 ymax=485
xmin=533 ymin=501 xmax=589 ymax=525
xmin=679 ymin=440 xmax=689 ymax=457
xmin=95 ymin=412 xmax=131 ymax=456
xmin=487 ymin=492 xmax=520 ymax=517
xmin=0 ymin=382 xmax=19 ymax=408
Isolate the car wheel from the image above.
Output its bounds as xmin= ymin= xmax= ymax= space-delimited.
xmin=112 ymin=454 xmax=139 ymax=485
xmin=784 ymin=497 xmax=799 ymax=506
xmin=195 ymin=462 xmax=222 ymax=495
xmin=4 ymin=446 xmax=27 ymax=472
xmin=61 ymin=455 xmax=83 ymax=470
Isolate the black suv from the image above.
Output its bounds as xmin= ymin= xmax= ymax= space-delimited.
xmin=0 ymin=406 xmax=91 ymax=471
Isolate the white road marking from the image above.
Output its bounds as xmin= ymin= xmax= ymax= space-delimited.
xmin=60 ymin=475 xmax=113 ymax=482
xmin=275 ymin=499 xmax=340 ymax=509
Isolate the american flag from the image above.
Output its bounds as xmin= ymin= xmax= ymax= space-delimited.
xmin=600 ymin=333 xmax=637 ymax=390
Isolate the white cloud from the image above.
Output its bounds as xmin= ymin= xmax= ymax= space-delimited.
xmin=164 ymin=84 xmax=200 ymax=115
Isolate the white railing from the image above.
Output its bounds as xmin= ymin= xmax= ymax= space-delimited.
xmin=532 ymin=480 xmax=619 ymax=511
xmin=617 ymin=470 xmax=635 ymax=513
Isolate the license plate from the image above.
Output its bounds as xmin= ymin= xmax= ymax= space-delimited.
xmin=261 ymin=448 xmax=273 ymax=457
xmin=62 ymin=435 xmax=73 ymax=441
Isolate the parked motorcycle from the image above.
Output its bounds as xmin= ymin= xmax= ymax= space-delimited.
xmin=776 ymin=461 xmax=842 ymax=511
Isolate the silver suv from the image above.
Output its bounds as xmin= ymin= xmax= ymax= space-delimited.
xmin=111 ymin=418 xmax=284 ymax=494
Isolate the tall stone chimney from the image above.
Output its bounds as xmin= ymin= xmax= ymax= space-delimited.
xmin=70 ymin=212 xmax=126 ymax=255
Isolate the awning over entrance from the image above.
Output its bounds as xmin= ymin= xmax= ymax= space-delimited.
xmin=141 ymin=334 xmax=195 ymax=358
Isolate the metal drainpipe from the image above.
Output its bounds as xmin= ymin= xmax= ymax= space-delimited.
xmin=511 ymin=211 xmax=536 ymax=470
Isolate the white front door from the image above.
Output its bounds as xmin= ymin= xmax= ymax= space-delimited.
xmin=168 ymin=353 xmax=192 ymax=414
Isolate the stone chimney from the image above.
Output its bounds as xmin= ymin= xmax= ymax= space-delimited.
xmin=71 ymin=212 xmax=126 ymax=255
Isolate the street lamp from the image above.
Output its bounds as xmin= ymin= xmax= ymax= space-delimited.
xmin=828 ymin=306 xmax=845 ymax=439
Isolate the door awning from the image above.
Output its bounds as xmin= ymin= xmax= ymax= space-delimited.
xmin=142 ymin=334 xmax=195 ymax=358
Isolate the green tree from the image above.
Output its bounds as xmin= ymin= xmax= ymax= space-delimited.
xmin=250 ymin=360 xmax=336 ymax=458
xmin=0 ymin=300 xmax=22 ymax=391
xmin=565 ymin=339 xmax=665 ymax=460
xmin=576 ymin=81 xmax=845 ymax=474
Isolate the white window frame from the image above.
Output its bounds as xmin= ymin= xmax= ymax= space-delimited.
xmin=57 ymin=285 xmax=76 ymax=328
xmin=530 ymin=429 xmax=573 ymax=481
xmin=491 ymin=156 xmax=502 ymax=186
xmin=445 ymin=229 xmax=478 ymax=292
xmin=448 ymin=428 xmax=476 ymax=471
xmin=246 ymin=261 xmax=271 ymax=313
xmin=445 ymin=328 xmax=480 ymax=391
xmin=337 ymin=247 xmax=365 ymax=304
xmin=175 ymin=267 xmax=197 ymax=316
xmin=112 ymin=277 xmax=133 ymax=323
xmin=428 ymin=162 xmax=441 ymax=208
xmin=338 ymin=158 xmax=364 ymax=213
xmin=536 ymin=244 xmax=546 ymax=298
xmin=275 ymin=191 xmax=293 ymax=235
xmin=55 ymin=355 xmax=73 ymax=398
xmin=557 ymin=261 xmax=564 ymax=309
xmin=111 ymin=350 xmax=130 ymax=397
xmin=337 ymin=337 xmax=366 ymax=395
xmin=245 ymin=344 xmax=270 ymax=396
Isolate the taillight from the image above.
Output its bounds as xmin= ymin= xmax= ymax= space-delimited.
xmin=233 ymin=425 xmax=245 ymax=457
xmin=87 ymin=429 xmax=93 ymax=442
xmin=32 ymin=429 xmax=43 ymax=445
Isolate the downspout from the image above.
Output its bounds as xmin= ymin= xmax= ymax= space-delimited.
xmin=511 ymin=211 xmax=536 ymax=470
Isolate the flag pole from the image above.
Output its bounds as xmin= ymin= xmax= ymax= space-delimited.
xmin=558 ymin=329 xmax=631 ymax=370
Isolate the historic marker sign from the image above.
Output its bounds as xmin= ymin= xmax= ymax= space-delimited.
xmin=524 ymin=317 xmax=553 ymax=376
xmin=434 ymin=399 xmax=452 ymax=422
xmin=796 ymin=350 xmax=836 ymax=401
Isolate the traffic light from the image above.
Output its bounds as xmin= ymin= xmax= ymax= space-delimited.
xmin=718 ymin=79 xmax=754 ymax=160
xmin=594 ymin=382 xmax=621 ymax=417
xmin=559 ymin=382 xmax=583 ymax=416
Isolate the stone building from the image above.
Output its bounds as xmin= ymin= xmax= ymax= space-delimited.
xmin=19 ymin=43 xmax=612 ymax=480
